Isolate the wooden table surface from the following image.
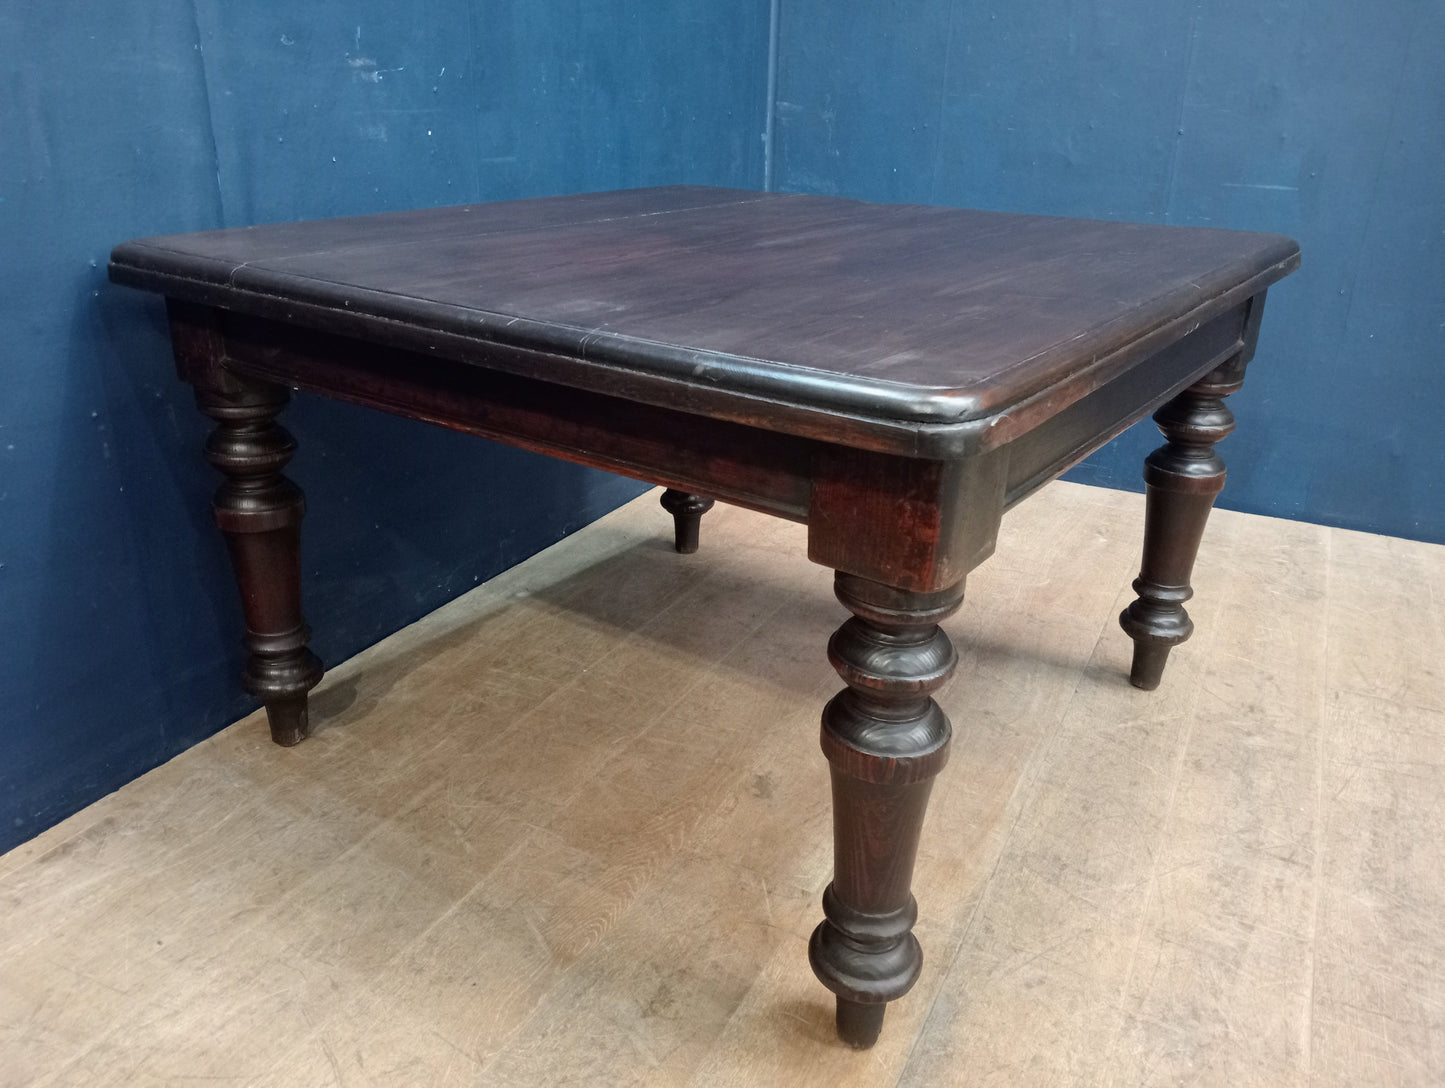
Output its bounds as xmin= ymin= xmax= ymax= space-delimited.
xmin=110 ymin=186 xmax=1298 ymax=455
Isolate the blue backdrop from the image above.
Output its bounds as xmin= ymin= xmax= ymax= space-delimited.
xmin=3 ymin=1 xmax=1441 ymax=851
xmin=774 ymin=0 xmax=1444 ymax=540
xmin=0 ymin=3 xmax=770 ymax=852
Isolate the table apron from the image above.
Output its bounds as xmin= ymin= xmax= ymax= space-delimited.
xmin=997 ymin=297 xmax=1261 ymax=508
xmin=168 ymin=293 xmax=1261 ymax=594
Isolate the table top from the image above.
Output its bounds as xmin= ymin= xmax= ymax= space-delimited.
xmin=111 ymin=186 xmax=1298 ymax=433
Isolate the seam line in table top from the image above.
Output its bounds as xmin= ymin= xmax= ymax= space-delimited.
xmin=141 ymin=190 xmax=782 ymax=284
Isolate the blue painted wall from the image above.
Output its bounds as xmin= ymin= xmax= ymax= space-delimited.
xmin=774 ymin=0 xmax=1445 ymax=543
xmin=4 ymin=1 xmax=1440 ymax=853
xmin=0 ymin=3 xmax=770 ymax=851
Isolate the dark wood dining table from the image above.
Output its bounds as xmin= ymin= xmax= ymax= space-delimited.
xmin=110 ymin=186 xmax=1299 ymax=1049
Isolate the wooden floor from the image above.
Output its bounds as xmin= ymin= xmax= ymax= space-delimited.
xmin=3 ymin=482 xmax=1442 ymax=1087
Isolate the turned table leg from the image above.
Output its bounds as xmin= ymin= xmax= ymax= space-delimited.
xmin=659 ymin=489 xmax=714 ymax=554
xmin=1119 ymin=360 xmax=1243 ymax=690
xmin=809 ymin=572 xmax=963 ymax=1048
xmin=196 ymin=372 xmax=323 ymax=745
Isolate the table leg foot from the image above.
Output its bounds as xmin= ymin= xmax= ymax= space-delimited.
xmin=833 ymin=996 xmax=887 ymax=1049
xmin=809 ymin=573 xmax=963 ymax=1048
xmin=197 ymin=373 xmax=323 ymax=745
xmin=263 ymin=694 xmax=310 ymax=747
xmin=1119 ymin=362 xmax=1242 ymax=689
xmin=1125 ymin=639 xmax=1173 ymax=692
xmin=659 ymin=489 xmax=714 ymax=554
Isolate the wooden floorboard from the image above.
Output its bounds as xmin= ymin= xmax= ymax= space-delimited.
xmin=2 ymin=482 xmax=1441 ymax=1087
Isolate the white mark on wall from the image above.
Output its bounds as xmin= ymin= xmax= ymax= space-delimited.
xmin=1221 ymin=182 xmax=1300 ymax=193
xmin=347 ymin=55 xmax=405 ymax=83
xmin=280 ymin=34 xmax=295 ymax=46
xmin=347 ymin=27 xmax=403 ymax=82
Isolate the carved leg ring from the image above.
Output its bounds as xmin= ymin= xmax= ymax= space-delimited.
xmin=197 ymin=375 xmax=323 ymax=746
xmin=659 ymin=489 xmax=714 ymax=554
xmin=1119 ymin=361 xmax=1241 ymax=690
xmin=810 ymin=572 xmax=963 ymax=1048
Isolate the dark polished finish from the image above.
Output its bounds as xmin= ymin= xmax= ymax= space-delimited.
xmin=810 ymin=573 xmax=963 ymax=1047
xmin=170 ymin=302 xmax=323 ymax=745
xmin=1119 ymin=350 xmax=1249 ymax=689
xmin=111 ymin=187 xmax=1298 ymax=1047
xmin=659 ymin=489 xmax=714 ymax=554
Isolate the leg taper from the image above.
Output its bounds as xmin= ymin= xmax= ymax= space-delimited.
xmin=1120 ymin=360 xmax=1242 ymax=689
xmin=197 ymin=373 xmax=323 ymax=745
xmin=809 ymin=573 xmax=963 ymax=1047
xmin=659 ymin=489 xmax=714 ymax=554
